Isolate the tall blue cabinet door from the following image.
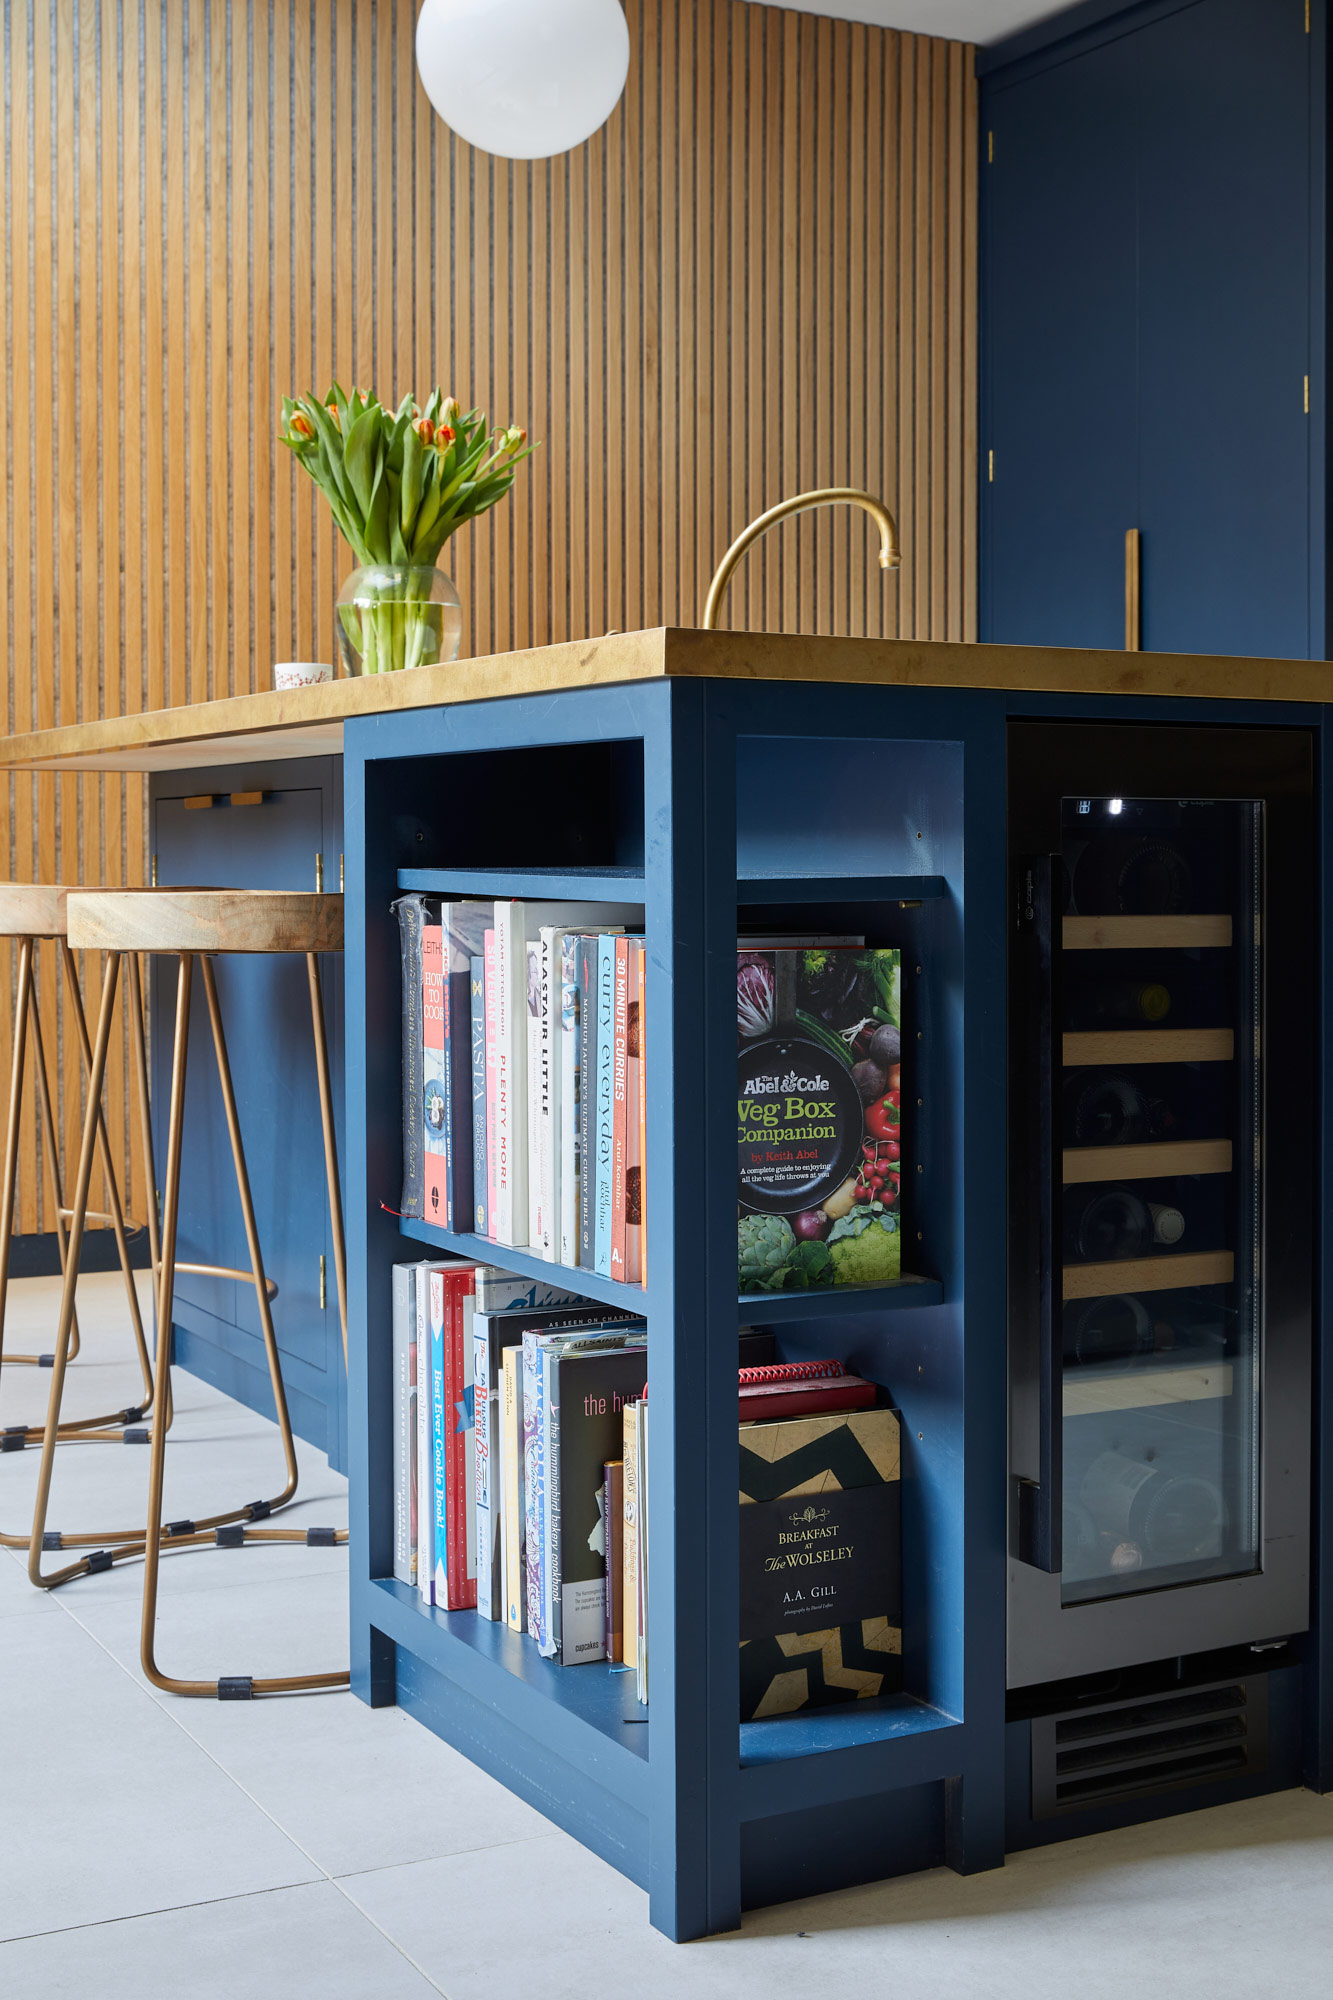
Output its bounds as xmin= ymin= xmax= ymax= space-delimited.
xmin=1136 ymin=0 xmax=1311 ymax=659
xmin=983 ymin=33 xmax=1138 ymax=647
xmin=151 ymin=764 xmax=346 ymax=1472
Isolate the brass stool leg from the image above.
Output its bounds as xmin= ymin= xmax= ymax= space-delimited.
xmin=141 ymin=952 xmax=347 ymax=1698
xmin=307 ymin=952 xmax=348 ymax=1366
xmin=58 ymin=938 xmax=155 ymax=1408
xmin=0 ymin=935 xmax=83 ymax=1370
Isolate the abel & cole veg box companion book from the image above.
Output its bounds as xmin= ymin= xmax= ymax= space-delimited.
xmin=737 ymin=947 xmax=903 ymax=1294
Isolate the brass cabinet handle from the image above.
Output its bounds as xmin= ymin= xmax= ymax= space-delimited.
xmin=1125 ymin=527 xmax=1141 ymax=652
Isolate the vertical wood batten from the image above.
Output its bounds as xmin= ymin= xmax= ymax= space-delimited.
xmin=0 ymin=0 xmax=976 ymax=1235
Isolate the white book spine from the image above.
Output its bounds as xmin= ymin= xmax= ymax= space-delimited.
xmin=391 ymin=1265 xmax=412 ymax=1585
xmin=539 ymin=1343 xmax=561 ymax=1658
xmin=538 ymin=926 xmax=561 ymax=1261
xmin=526 ymin=940 xmax=543 ymax=1253
xmin=493 ymin=901 xmax=528 ymax=1246
xmin=558 ymin=932 xmax=580 ymax=1267
xmin=415 ymin=1265 xmax=433 ymax=1605
xmin=462 ymin=1288 xmax=477 ymax=1590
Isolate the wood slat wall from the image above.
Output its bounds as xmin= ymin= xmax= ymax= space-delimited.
xmin=0 ymin=0 xmax=976 ymax=1236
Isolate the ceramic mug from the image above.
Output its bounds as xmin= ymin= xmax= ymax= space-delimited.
xmin=273 ymin=661 xmax=333 ymax=690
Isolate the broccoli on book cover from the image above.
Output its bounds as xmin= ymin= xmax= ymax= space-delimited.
xmin=738 ymin=1405 xmax=902 ymax=1721
xmin=737 ymin=947 xmax=903 ymax=1294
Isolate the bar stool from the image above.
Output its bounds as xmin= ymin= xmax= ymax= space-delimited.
xmin=28 ymin=888 xmax=350 ymax=1700
xmin=0 ymin=888 xmax=161 ymax=1554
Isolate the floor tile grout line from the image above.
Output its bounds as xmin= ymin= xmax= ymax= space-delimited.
xmin=329 ymin=1829 xmax=563 ymax=1887
xmin=0 ymin=1879 xmax=329 ymax=1950
xmin=54 ymin=1589 xmax=452 ymax=1997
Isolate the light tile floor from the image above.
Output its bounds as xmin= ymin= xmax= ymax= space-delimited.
xmin=3 ymin=1272 xmax=1332 ymax=1998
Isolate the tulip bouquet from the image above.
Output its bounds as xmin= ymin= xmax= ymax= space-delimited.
xmin=281 ymin=385 xmax=536 ymax=673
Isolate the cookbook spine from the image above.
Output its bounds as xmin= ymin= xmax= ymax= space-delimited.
xmin=604 ymin=1461 xmax=624 ymax=1662
xmin=422 ymin=913 xmax=447 ymax=1228
xmin=593 ymin=935 xmax=617 ymax=1276
xmin=637 ymin=943 xmax=648 ymax=1288
xmin=443 ymin=920 xmax=475 ymax=1234
xmin=610 ymin=937 xmax=630 ymax=1282
xmin=391 ymin=1264 xmax=412 ymax=1585
xmin=502 ymin=1346 xmax=526 ymax=1631
xmin=576 ymin=936 xmax=596 ymax=1268
xmin=559 ymin=932 xmax=580 ymax=1267
xmin=430 ymin=1270 xmax=448 ymax=1607
xmin=537 ymin=926 xmax=561 ymax=1262
xmin=494 ymin=900 xmax=528 ymax=1246
xmin=521 ymin=1331 xmax=544 ymax=1646
xmin=484 ymin=929 xmax=498 ymax=1238
xmin=415 ymin=1266 xmax=434 ymax=1604
xmin=445 ymin=1270 xmax=477 ymax=1610
xmin=625 ymin=943 xmax=643 ymax=1286
xmin=394 ymin=897 xmax=426 ymax=1219
xmin=621 ymin=1398 xmax=639 ymax=1673
xmin=470 ymin=955 xmax=488 ymax=1235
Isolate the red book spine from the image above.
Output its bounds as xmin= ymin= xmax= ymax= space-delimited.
xmin=443 ymin=1270 xmax=477 ymax=1610
xmin=610 ymin=936 xmax=630 ymax=1281
xmin=637 ymin=944 xmax=647 ymax=1289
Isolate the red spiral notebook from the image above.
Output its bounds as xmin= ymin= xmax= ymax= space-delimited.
xmin=738 ymin=1358 xmax=877 ymax=1425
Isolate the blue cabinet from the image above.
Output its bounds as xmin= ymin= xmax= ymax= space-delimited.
xmin=150 ymin=757 xmax=347 ymax=1472
xmin=982 ymin=0 xmax=1317 ymax=657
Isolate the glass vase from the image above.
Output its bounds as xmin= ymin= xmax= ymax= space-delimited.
xmin=335 ymin=564 xmax=463 ymax=676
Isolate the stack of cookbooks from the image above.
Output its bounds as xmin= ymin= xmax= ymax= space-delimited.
xmin=395 ymin=896 xmax=647 ymax=1284
xmin=393 ymin=1272 xmax=900 ymax=1724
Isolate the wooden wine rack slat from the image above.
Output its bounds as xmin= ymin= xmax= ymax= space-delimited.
xmin=1062 ymin=914 xmax=1234 ymax=950
xmin=1062 ymin=1249 xmax=1235 ymax=1301
xmin=1063 ymin=1359 xmax=1235 ymax=1417
xmin=1063 ymin=1028 xmax=1234 ymax=1067
xmin=1061 ymin=1138 xmax=1234 ymax=1184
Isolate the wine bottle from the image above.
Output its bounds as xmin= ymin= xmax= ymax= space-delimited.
xmin=1073 ymin=834 xmax=1194 ymax=916
xmin=1081 ymin=1450 xmax=1226 ymax=1565
xmin=1071 ymin=1187 xmax=1185 ymax=1262
xmin=1065 ymin=1070 xmax=1181 ymax=1146
xmin=1063 ymin=1293 xmax=1154 ymax=1364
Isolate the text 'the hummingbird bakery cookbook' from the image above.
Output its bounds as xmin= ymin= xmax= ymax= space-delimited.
xmin=737 ymin=947 xmax=903 ymax=1294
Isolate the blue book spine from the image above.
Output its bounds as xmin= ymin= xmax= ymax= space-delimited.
xmin=593 ymin=935 xmax=617 ymax=1276
xmin=576 ymin=937 xmax=596 ymax=1268
xmin=431 ymin=1273 xmax=448 ymax=1607
xmin=470 ymin=954 xmax=488 ymax=1235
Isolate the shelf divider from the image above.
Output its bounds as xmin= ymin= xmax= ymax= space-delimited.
xmin=736 ymin=873 xmax=948 ymax=905
xmin=396 ymin=865 xmax=646 ymax=901
xmin=398 ymin=1217 xmax=651 ymax=1316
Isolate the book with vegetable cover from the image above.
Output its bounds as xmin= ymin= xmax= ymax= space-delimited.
xmin=737 ymin=947 xmax=903 ymax=1294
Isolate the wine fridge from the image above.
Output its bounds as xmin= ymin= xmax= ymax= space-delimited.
xmin=1007 ymin=721 xmax=1314 ymax=1690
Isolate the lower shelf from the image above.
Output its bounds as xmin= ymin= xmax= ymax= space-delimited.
xmin=369 ymin=1578 xmax=649 ymax=1788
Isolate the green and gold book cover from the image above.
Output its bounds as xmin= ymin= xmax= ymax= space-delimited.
xmin=737 ymin=947 xmax=903 ymax=1294
xmin=739 ymin=1405 xmax=902 ymax=1722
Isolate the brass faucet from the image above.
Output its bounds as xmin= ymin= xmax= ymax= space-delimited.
xmin=701 ymin=487 xmax=902 ymax=630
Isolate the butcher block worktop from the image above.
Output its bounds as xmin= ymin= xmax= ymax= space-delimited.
xmin=0 ymin=628 xmax=1327 ymax=773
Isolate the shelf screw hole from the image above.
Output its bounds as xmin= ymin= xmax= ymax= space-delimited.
xmin=918 ymin=1431 xmax=924 ymax=1441
xmin=915 ymin=965 xmax=922 ymax=974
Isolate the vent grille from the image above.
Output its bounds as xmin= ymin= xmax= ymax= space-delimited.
xmin=1031 ymin=1675 xmax=1268 ymax=1818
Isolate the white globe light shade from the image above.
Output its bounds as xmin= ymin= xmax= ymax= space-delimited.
xmin=415 ymin=0 xmax=631 ymax=161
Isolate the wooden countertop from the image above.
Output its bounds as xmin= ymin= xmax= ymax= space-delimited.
xmin=2 ymin=627 xmax=1329 ymax=773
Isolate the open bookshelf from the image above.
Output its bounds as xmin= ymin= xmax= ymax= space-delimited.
xmin=343 ymin=677 xmax=984 ymax=1941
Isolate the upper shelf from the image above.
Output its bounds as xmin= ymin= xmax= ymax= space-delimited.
xmin=1063 ymin=914 xmax=1234 ymax=951
xmin=396 ymin=866 xmax=645 ymax=902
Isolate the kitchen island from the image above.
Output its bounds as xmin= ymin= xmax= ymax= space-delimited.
xmin=3 ymin=630 xmax=1332 ymax=1943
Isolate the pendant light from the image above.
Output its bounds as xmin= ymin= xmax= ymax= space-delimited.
xmin=415 ymin=0 xmax=631 ymax=161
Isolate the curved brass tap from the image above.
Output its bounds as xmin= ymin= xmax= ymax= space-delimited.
xmin=702 ymin=487 xmax=902 ymax=630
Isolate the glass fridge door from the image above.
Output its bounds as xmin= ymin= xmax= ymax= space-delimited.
xmin=1057 ymin=794 xmax=1260 ymax=1605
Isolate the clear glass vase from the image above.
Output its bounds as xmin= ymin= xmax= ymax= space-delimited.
xmin=335 ymin=564 xmax=463 ymax=675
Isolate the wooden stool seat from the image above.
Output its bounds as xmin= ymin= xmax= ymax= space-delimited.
xmin=68 ymin=888 xmax=343 ymax=957
xmin=0 ymin=884 xmax=70 ymax=940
